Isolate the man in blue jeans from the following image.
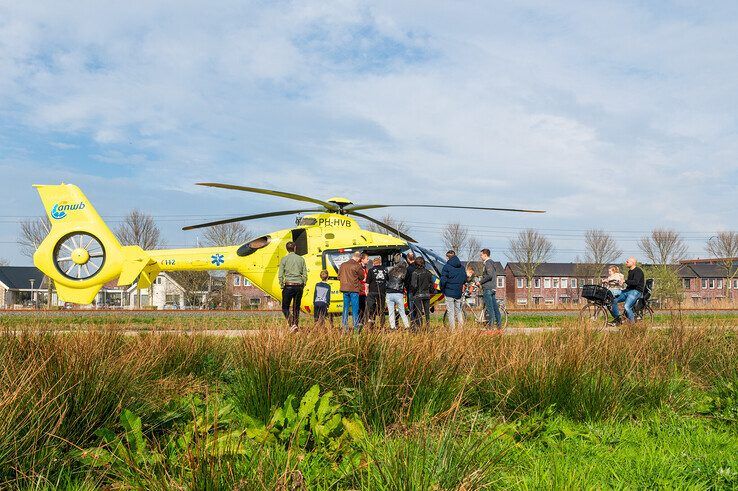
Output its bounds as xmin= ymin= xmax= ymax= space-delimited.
xmin=479 ymin=248 xmax=502 ymax=329
xmin=338 ymin=252 xmax=364 ymax=332
xmin=610 ymin=257 xmax=645 ymax=325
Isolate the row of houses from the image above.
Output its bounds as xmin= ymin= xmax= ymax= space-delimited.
xmin=0 ymin=266 xmax=275 ymax=309
xmin=3 ymin=257 xmax=737 ymax=309
xmin=501 ymin=259 xmax=738 ymax=306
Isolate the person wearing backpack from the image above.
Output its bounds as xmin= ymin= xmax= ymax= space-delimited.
xmin=366 ymin=257 xmax=388 ymax=328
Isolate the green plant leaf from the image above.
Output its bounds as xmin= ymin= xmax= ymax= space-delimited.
xmin=299 ymin=384 xmax=321 ymax=421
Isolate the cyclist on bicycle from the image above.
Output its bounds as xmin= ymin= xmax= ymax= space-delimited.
xmin=609 ymin=257 xmax=645 ymax=325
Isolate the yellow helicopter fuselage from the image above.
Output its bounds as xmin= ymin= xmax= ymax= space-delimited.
xmin=32 ymin=184 xmax=436 ymax=313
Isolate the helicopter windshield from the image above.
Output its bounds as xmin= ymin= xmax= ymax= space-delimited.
xmin=409 ymin=244 xmax=446 ymax=275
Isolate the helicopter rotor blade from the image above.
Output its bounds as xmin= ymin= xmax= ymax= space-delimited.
xmin=182 ymin=208 xmax=323 ymax=231
xmin=196 ymin=183 xmax=338 ymax=210
xmin=347 ymin=211 xmax=417 ymax=243
xmin=346 ymin=204 xmax=545 ymax=213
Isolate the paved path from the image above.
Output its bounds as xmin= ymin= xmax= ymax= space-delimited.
xmin=9 ymin=325 xmax=737 ymax=337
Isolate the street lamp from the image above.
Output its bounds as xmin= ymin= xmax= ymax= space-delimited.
xmin=29 ymin=278 xmax=35 ymax=309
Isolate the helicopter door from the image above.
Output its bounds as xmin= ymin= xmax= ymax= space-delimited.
xmin=291 ymin=229 xmax=308 ymax=256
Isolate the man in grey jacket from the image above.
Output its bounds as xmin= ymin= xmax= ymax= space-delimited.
xmin=479 ymin=248 xmax=502 ymax=329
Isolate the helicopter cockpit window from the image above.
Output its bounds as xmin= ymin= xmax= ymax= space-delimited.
xmin=291 ymin=229 xmax=308 ymax=256
xmin=237 ymin=235 xmax=271 ymax=257
xmin=409 ymin=244 xmax=446 ymax=276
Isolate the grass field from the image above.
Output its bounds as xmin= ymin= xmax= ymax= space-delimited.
xmin=1 ymin=321 xmax=737 ymax=489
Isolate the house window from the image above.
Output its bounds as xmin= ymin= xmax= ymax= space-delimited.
xmin=544 ymin=298 xmax=555 ymax=305
xmin=702 ymin=279 xmax=708 ymax=289
xmin=497 ymin=277 xmax=504 ymax=288
xmin=571 ymin=278 xmax=577 ymax=289
xmin=234 ymin=275 xmax=241 ymax=286
xmin=682 ymin=278 xmax=691 ymax=289
xmin=544 ymin=278 xmax=551 ymax=288
xmin=561 ymin=278 xmax=568 ymax=289
xmin=718 ymin=279 xmax=723 ymax=289
xmin=165 ymin=294 xmax=180 ymax=304
xmin=534 ymin=278 xmax=541 ymax=288
xmin=517 ymin=278 xmax=524 ymax=288
xmin=561 ymin=296 xmax=570 ymax=304
xmin=516 ymin=298 xmax=528 ymax=305
xmin=155 ymin=277 xmax=162 ymax=285
xmin=709 ymin=279 xmax=715 ymax=289
xmin=734 ymin=279 xmax=738 ymax=289
xmin=553 ymin=278 xmax=559 ymax=288
xmin=244 ymin=279 xmax=251 ymax=287
xmin=250 ymin=298 xmax=261 ymax=306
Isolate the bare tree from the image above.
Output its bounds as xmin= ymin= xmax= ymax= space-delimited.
xmin=18 ymin=216 xmax=51 ymax=258
xmin=201 ymin=223 xmax=254 ymax=247
xmin=441 ymin=222 xmax=482 ymax=261
xmin=706 ymin=231 xmax=738 ymax=299
xmin=638 ymin=229 xmax=688 ymax=266
xmin=366 ymin=214 xmax=411 ymax=237
xmin=115 ymin=209 xmax=163 ymax=250
xmin=18 ymin=216 xmax=53 ymax=307
xmin=506 ymin=229 xmax=554 ymax=305
xmin=0 ymin=258 xmax=8 ymax=266
xmin=169 ymin=271 xmax=210 ymax=307
xmin=115 ymin=210 xmax=163 ymax=307
xmin=578 ymin=229 xmax=623 ymax=281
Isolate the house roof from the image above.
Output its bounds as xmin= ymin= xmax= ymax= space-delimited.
xmin=687 ymin=263 xmax=738 ymax=278
xmin=0 ymin=266 xmax=46 ymax=290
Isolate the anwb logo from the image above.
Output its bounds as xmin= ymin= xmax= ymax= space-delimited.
xmin=51 ymin=202 xmax=85 ymax=220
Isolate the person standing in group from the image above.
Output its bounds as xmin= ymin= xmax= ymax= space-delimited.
xmin=338 ymin=251 xmax=365 ymax=332
xmin=479 ymin=248 xmax=502 ymax=329
xmin=358 ymin=253 xmax=369 ymax=322
xmin=410 ymin=256 xmax=434 ymax=329
xmin=610 ymin=257 xmax=645 ymax=325
xmin=366 ymin=257 xmax=388 ymax=328
xmin=440 ymin=250 xmax=466 ymax=330
xmin=386 ymin=254 xmax=410 ymax=330
xmin=404 ymin=251 xmax=417 ymax=324
xmin=278 ymin=241 xmax=307 ymax=332
xmin=313 ymin=269 xmax=332 ymax=328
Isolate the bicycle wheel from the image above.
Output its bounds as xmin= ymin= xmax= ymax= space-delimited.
xmin=579 ymin=303 xmax=608 ymax=329
xmin=500 ymin=305 xmax=509 ymax=329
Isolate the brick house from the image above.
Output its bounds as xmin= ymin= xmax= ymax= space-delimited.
xmin=680 ymin=262 xmax=738 ymax=304
xmin=229 ymin=272 xmax=278 ymax=309
xmin=504 ymin=263 xmax=600 ymax=307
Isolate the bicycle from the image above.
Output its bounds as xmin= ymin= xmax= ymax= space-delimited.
xmin=579 ymin=280 xmax=654 ymax=328
xmin=443 ymin=292 xmax=508 ymax=329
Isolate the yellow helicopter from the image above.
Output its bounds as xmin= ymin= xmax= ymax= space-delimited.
xmin=32 ymin=182 xmax=543 ymax=312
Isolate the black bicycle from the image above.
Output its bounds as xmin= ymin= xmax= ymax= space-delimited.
xmin=579 ymin=280 xmax=654 ymax=328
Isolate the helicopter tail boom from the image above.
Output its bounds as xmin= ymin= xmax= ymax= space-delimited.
xmin=33 ymin=183 xmax=157 ymax=304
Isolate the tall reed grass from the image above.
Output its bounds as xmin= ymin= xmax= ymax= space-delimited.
xmin=0 ymin=325 xmax=736 ymax=486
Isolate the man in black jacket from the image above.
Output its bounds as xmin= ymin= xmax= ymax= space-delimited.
xmin=404 ymin=252 xmax=417 ymax=324
xmin=366 ymin=257 xmax=388 ymax=328
xmin=479 ymin=248 xmax=502 ymax=329
xmin=610 ymin=257 xmax=645 ymax=324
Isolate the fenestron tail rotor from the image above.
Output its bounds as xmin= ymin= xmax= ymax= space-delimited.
xmin=183 ymin=182 xmax=545 ymax=234
xmin=53 ymin=232 xmax=106 ymax=280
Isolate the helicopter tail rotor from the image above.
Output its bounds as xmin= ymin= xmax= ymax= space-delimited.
xmin=32 ymin=184 xmax=156 ymax=304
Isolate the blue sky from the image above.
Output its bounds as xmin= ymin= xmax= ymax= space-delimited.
xmin=1 ymin=1 xmax=736 ymax=264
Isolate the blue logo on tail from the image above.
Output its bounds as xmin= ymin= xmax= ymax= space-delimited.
xmin=50 ymin=202 xmax=85 ymax=220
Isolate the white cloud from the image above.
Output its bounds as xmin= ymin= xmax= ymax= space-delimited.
xmin=0 ymin=1 xmax=736 ymax=263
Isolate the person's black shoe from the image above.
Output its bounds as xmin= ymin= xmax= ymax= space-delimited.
xmin=607 ymin=317 xmax=622 ymax=327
